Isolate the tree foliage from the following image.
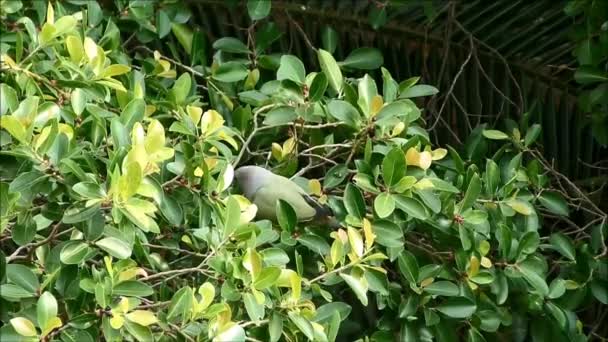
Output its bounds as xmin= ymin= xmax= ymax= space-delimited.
xmin=0 ymin=1 xmax=606 ymax=342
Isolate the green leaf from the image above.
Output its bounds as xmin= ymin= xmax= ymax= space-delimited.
xmin=1 ymin=284 xmax=36 ymax=301
xmin=423 ymin=281 xmax=460 ymax=297
xmin=288 ymin=311 xmax=315 ymax=340
xmin=458 ymin=173 xmax=481 ymax=213
xmin=167 ymin=287 xmax=194 ymax=321
xmin=7 ymin=264 xmax=39 ymax=294
xmin=340 ymin=273 xmax=368 ymax=306
xmin=397 ymin=250 xmax=419 ymax=284
xmin=340 ymin=48 xmax=383 ymax=70
xmin=213 ymin=62 xmax=248 ymax=83
xmin=254 ymin=267 xmax=281 ymax=290
xmin=309 ymin=72 xmax=328 ymax=101
xmin=374 ymin=193 xmax=395 ymax=218
xmin=261 ymin=248 xmax=290 ymax=266
xmin=124 ymin=321 xmax=153 ymax=342
xmin=538 ymin=192 xmax=569 ymax=217
xmin=171 ymin=24 xmax=193 ymax=54
xmin=223 ymin=196 xmax=241 ymax=238
xmin=590 ymin=280 xmax=608 ymax=304
xmin=549 ymin=233 xmax=575 ymax=261
xmin=113 ymin=281 xmax=153 ymax=297
xmin=213 ymin=37 xmax=250 ymax=54
xmin=344 ymin=184 xmax=366 ymax=219
xmin=317 ymin=49 xmax=343 ymax=94
xmin=524 ymin=124 xmax=542 ymax=147
xmin=373 ymin=220 xmax=404 ymax=248
xmin=394 ymin=195 xmax=429 ymax=220
xmin=263 ymin=106 xmax=296 ymax=125
xmin=482 ymin=130 xmax=509 ymax=140
xmin=517 ymin=231 xmax=540 ymax=256
xmin=314 ymin=302 xmax=352 ymax=323
xmin=269 ymin=313 xmax=282 ymax=342
xmin=323 ymin=164 xmax=348 ymax=189
xmin=277 ymin=55 xmax=305 ymax=84
xmin=321 ymin=26 xmax=338 ymax=53
xmin=95 ymin=237 xmax=132 ymax=259
xmin=247 ymin=0 xmax=271 ymax=20
xmin=399 ymin=84 xmax=439 ymax=98
xmin=326 ymin=100 xmax=360 ymax=128
xmin=37 ymin=292 xmax=58 ymax=331
xmin=120 ymin=98 xmax=145 ymax=131
xmin=0 ymin=115 xmax=28 ymax=144
xmin=156 ymin=10 xmax=171 ymax=38
xmin=518 ymin=262 xmax=549 ymax=296
xmin=276 ymin=199 xmax=296 ymax=233
xmin=436 ymin=297 xmax=477 ymax=318
xmin=376 ymin=101 xmax=419 ymax=125
xmin=574 ymin=66 xmax=608 ymax=84
xmin=214 ymin=323 xmax=245 ymax=342
xmin=298 ymin=234 xmax=330 ymax=255
xmin=243 ymin=292 xmax=265 ymax=321
xmin=62 ymin=205 xmax=101 ymax=224
xmin=60 ymin=241 xmax=93 ymax=264
xmin=382 ymin=147 xmax=406 ymax=187
xmin=9 ymin=171 xmax=47 ymax=193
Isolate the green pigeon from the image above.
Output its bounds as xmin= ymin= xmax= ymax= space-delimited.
xmin=234 ymin=165 xmax=340 ymax=228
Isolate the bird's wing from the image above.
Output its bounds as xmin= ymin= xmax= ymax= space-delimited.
xmin=253 ymin=183 xmax=317 ymax=222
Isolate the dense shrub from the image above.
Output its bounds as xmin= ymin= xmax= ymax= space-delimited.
xmin=0 ymin=1 xmax=606 ymax=341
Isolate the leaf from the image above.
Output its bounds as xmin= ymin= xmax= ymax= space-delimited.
xmin=574 ymin=66 xmax=608 ymax=84
xmin=373 ymin=220 xmax=404 ymax=248
xmin=223 ymin=196 xmax=242 ymax=238
xmin=62 ymin=205 xmax=100 ymax=224
xmin=60 ymin=241 xmax=92 ymax=264
xmin=309 ymin=72 xmax=328 ymax=101
xmin=590 ymin=280 xmax=608 ymax=304
xmin=347 ymin=227 xmax=364 ymax=258
xmin=243 ymin=292 xmax=265 ymax=321
xmin=423 ymin=281 xmax=460 ymax=297
xmin=212 ymin=37 xmax=249 ymax=54
xmin=459 ymin=173 xmax=481 ymax=213
xmin=171 ymin=23 xmax=193 ymax=54
xmin=288 ymin=311 xmax=315 ymax=340
xmin=323 ymin=164 xmax=348 ymax=189
xmin=397 ymin=250 xmax=419 ymax=284
xmin=340 ymin=48 xmax=383 ymax=70
xmin=124 ymin=321 xmax=153 ymax=342
xmin=101 ymin=64 xmax=131 ymax=78
xmin=327 ymin=100 xmax=360 ymax=128
xmin=10 ymin=317 xmax=37 ymax=337
xmin=254 ymin=267 xmax=281 ymax=290
xmin=213 ymin=62 xmax=248 ymax=83
xmin=120 ymin=98 xmax=145 ymax=131
xmin=125 ymin=311 xmax=158 ymax=327
xmin=247 ymin=0 xmax=271 ymax=20
xmin=37 ymin=292 xmax=58 ymax=330
xmin=276 ymin=199 xmax=297 ymax=232
xmin=113 ymin=281 xmax=153 ymax=297
xmin=549 ymin=233 xmax=576 ymax=261
xmin=263 ymin=106 xmax=296 ymax=125
xmin=95 ymin=237 xmax=132 ymax=259
xmin=506 ymin=199 xmax=533 ymax=216
xmin=482 ymin=130 xmax=509 ymax=140
xmin=298 ymin=234 xmax=330 ymax=255
xmin=167 ymin=287 xmax=193 ymax=321
xmin=7 ymin=264 xmax=39 ymax=294
xmin=317 ymin=49 xmax=343 ymax=94
xmin=518 ymin=262 xmax=549 ymax=296
xmin=0 ymin=115 xmax=28 ymax=144
xmin=382 ymin=147 xmax=406 ymax=187
xmin=394 ymin=195 xmax=429 ymax=220
xmin=340 ymin=273 xmax=368 ymax=306
xmin=524 ymin=124 xmax=542 ymax=147
xmin=538 ymin=192 xmax=569 ymax=217
xmin=344 ymin=184 xmax=366 ymax=219
xmin=9 ymin=171 xmax=47 ymax=193
xmin=321 ymin=26 xmax=338 ymax=53
xmin=374 ymin=193 xmax=395 ymax=218
xmin=277 ymin=55 xmax=305 ymax=84
xmin=399 ymin=84 xmax=439 ymax=98
xmin=436 ymin=297 xmax=477 ymax=318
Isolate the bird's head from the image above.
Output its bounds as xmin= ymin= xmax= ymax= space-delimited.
xmin=234 ymin=165 xmax=270 ymax=199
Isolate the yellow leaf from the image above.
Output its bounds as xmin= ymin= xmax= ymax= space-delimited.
xmin=118 ymin=268 xmax=138 ymax=282
xmin=40 ymin=316 xmax=62 ymax=338
xmin=405 ymin=148 xmax=419 ymax=166
xmin=145 ymin=105 xmax=156 ymax=116
xmin=47 ymin=3 xmax=54 ymax=24
xmin=414 ymin=178 xmax=434 ymax=190
xmin=507 ymin=199 xmax=532 ymax=215
xmin=418 ymin=151 xmax=432 ymax=170
xmin=83 ymin=37 xmax=98 ymax=62
xmin=101 ymin=64 xmax=131 ymax=79
xmin=201 ymin=109 xmax=224 ymax=136
xmin=480 ymin=256 xmax=492 ymax=268
xmin=271 ymin=142 xmax=283 ymax=161
xmin=119 ymin=297 xmax=130 ymax=313
xmin=308 ymin=179 xmax=322 ymax=196
xmin=468 ymin=256 xmax=480 ymax=277
xmin=242 ymin=248 xmax=262 ymax=280
xmin=125 ymin=310 xmax=158 ymax=327
xmin=370 ymin=95 xmax=384 ymax=117
xmin=467 ymin=280 xmax=478 ymax=290
xmin=1 ymin=115 xmax=28 ymax=144
xmin=186 ymin=105 xmax=203 ymax=125
xmin=144 ymin=119 xmax=165 ymax=153
xmin=420 ymin=277 xmax=434 ymax=287
xmin=282 ymin=137 xmax=296 ymax=156
xmin=330 ymin=240 xmax=343 ymax=267
xmin=198 ymin=282 xmax=215 ymax=311
xmin=391 ymin=122 xmax=405 ymax=137
xmin=362 ymin=218 xmax=375 ymax=251
xmin=65 ymin=35 xmax=83 ymax=64
xmin=10 ymin=317 xmax=37 ymax=337
xmin=431 ymin=148 xmax=447 ymax=160
xmin=347 ymin=227 xmax=364 ymax=258
xmin=110 ymin=314 xmax=124 ymax=329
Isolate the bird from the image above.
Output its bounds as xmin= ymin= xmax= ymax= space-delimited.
xmin=234 ymin=165 xmax=341 ymax=228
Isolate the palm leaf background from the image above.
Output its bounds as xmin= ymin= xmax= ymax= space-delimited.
xmin=183 ymin=0 xmax=605 ymax=195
